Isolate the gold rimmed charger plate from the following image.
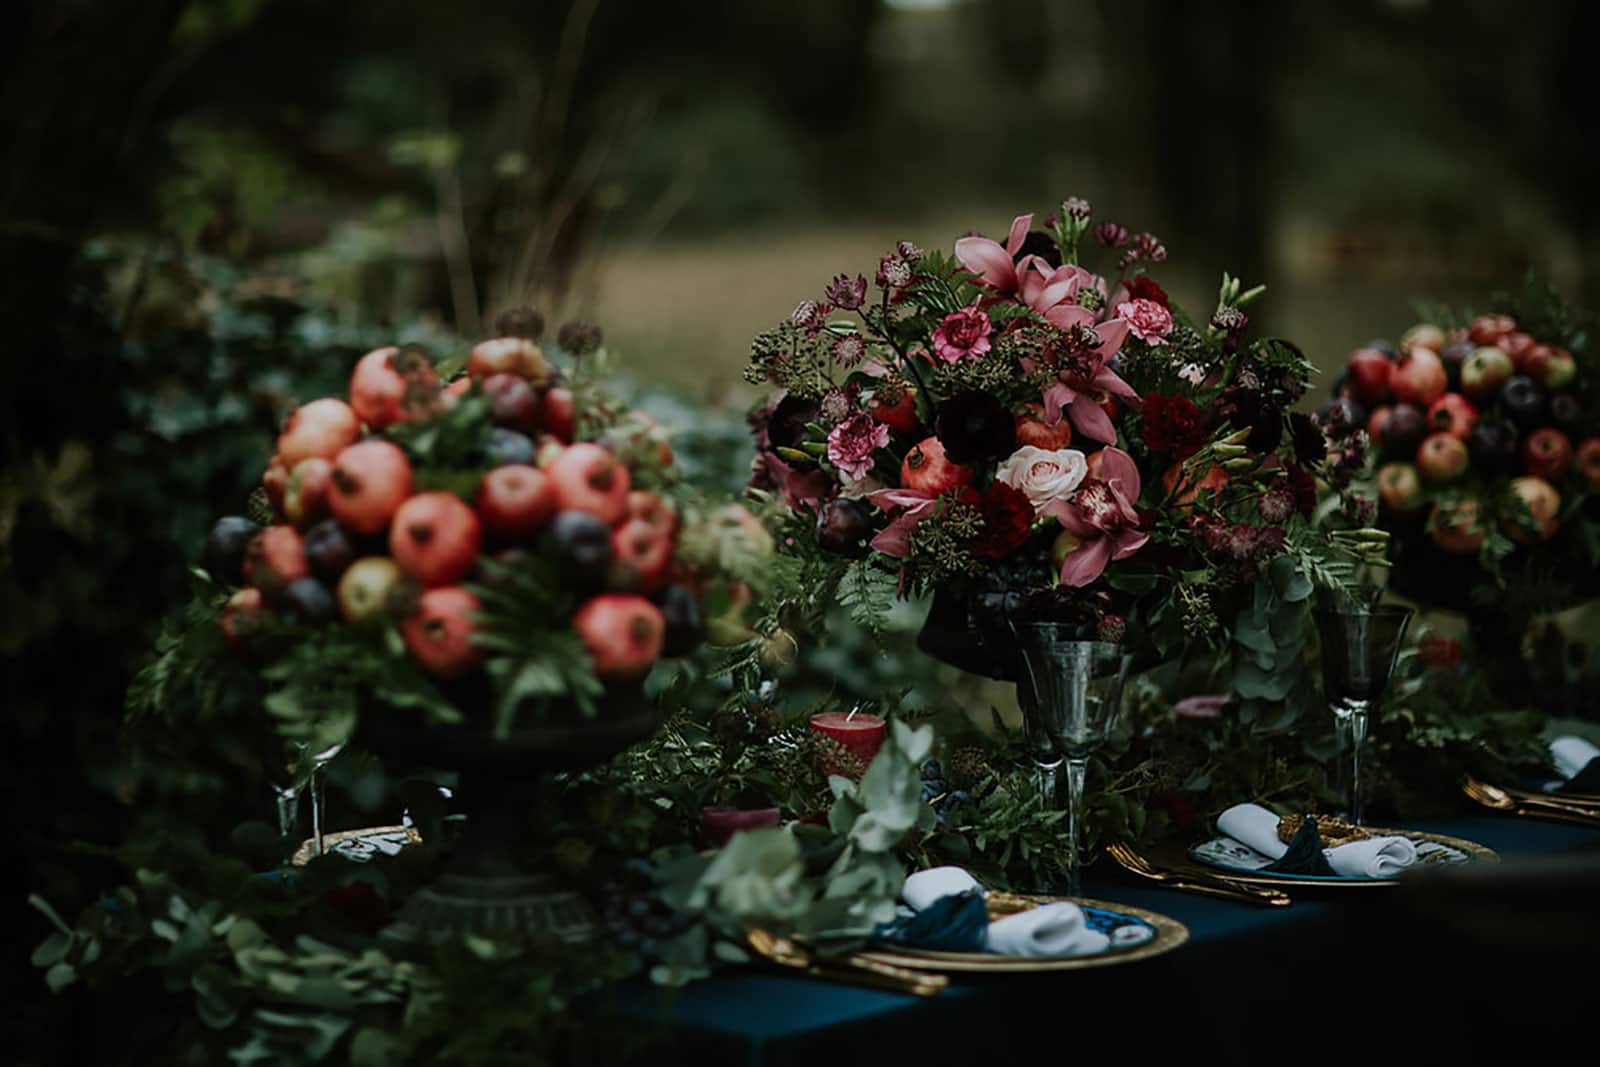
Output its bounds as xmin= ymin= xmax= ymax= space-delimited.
xmin=1175 ymin=827 xmax=1498 ymax=890
xmin=850 ymin=895 xmax=1189 ymax=974
xmin=291 ymin=825 xmax=420 ymax=867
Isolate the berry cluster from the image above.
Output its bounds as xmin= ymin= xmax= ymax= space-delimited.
xmin=601 ymin=858 xmax=694 ymax=959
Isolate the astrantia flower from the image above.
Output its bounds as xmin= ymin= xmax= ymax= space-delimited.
xmin=935 ymin=392 xmax=1017 ymax=464
xmin=997 ymin=445 xmax=1089 ymax=515
xmin=825 ymin=274 xmax=868 ymax=311
xmin=1212 ymin=306 xmax=1248 ymax=333
xmin=966 ymin=481 xmax=1033 ymax=559
xmin=1257 ymin=482 xmax=1296 ymax=524
xmin=1141 ymin=394 xmax=1206 ymax=456
xmin=826 ymin=414 xmax=890 ymax=483
xmin=876 ymin=254 xmax=914 ymax=290
xmin=1063 ymin=196 xmax=1092 ymax=220
xmin=1117 ymin=298 xmax=1173 ymax=345
xmin=832 ymin=332 xmax=867 ymax=368
xmin=1133 ymin=232 xmax=1168 ymax=263
xmin=1045 ymin=447 xmax=1148 ymax=587
xmin=1094 ymin=222 xmax=1129 ymax=248
xmin=931 ymin=304 xmax=993 ymax=363
xmin=1096 ymin=613 xmax=1126 ymax=643
xmin=1178 ymin=363 xmax=1207 ymax=386
xmin=819 ymin=387 xmax=857 ymax=425
xmin=897 ymin=240 xmax=923 ymax=261
xmin=792 ymin=300 xmax=830 ymax=335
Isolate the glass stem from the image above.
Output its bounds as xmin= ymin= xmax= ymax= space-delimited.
xmin=1348 ymin=706 xmax=1368 ymax=826
xmin=1065 ymin=756 xmax=1088 ymax=899
xmin=1035 ymin=759 xmax=1061 ymax=811
xmin=310 ymin=765 xmax=328 ymax=857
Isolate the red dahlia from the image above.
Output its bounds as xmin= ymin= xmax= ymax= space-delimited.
xmin=1124 ymin=275 xmax=1169 ymax=308
xmin=966 ymin=482 xmax=1033 ymax=559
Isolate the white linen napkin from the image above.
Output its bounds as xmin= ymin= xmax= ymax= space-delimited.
xmin=1549 ymin=736 xmax=1600 ymax=783
xmin=900 ymin=866 xmax=1110 ymax=958
xmin=901 ymin=866 xmax=981 ymax=911
xmin=986 ymin=902 xmax=1111 ymax=958
xmin=1215 ymin=803 xmax=1417 ymax=879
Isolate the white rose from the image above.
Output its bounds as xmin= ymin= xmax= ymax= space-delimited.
xmin=996 ymin=446 xmax=1089 ymax=513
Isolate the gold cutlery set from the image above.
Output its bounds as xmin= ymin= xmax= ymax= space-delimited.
xmin=1462 ymin=776 xmax=1600 ymax=827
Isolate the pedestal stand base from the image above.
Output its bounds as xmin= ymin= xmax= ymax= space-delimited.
xmin=380 ymin=872 xmax=598 ymax=945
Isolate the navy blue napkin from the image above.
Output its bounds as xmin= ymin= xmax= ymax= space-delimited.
xmin=873 ymin=889 xmax=988 ymax=952
xmin=1558 ymin=758 xmax=1600 ymax=795
xmin=1262 ymin=816 xmax=1337 ymax=877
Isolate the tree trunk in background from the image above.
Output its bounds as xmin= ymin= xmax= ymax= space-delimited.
xmin=1548 ymin=0 xmax=1600 ymax=308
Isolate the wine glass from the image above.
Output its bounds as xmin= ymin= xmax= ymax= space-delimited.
xmin=271 ymin=739 xmax=347 ymax=863
xmin=1313 ymin=604 xmax=1413 ymax=825
xmin=1016 ymin=626 xmax=1129 ymax=897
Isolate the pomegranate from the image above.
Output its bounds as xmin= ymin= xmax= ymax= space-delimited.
xmin=390 ymin=492 xmax=482 ymax=587
xmin=574 ymin=594 xmax=665 ymax=679
xmin=900 ymin=437 xmax=973 ymax=495
xmin=482 ymin=373 xmax=542 ymax=435
xmin=1345 ymin=347 xmax=1393 ymax=404
xmin=1416 ymin=433 xmax=1468 ymax=483
xmin=1376 ymin=462 xmax=1424 ymax=514
xmin=1429 ymin=500 xmax=1484 ymax=555
xmin=869 ymin=388 xmax=920 ymax=433
xmin=1015 ymin=403 xmax=1074 ymax=450
xmin=547 ymin=443 xmax=631 ymax=525
xmin=221 ymin=587 xmax=266 ymax=648
xmin=1504 ymin=476 xmax=1560 ymax=544
xmin=476 ymin=464 xmax=557 ymax=541
xmin=277 ymin=398 xmax=360 ymax=469
xmin=401 ymin=586 xmax=485 ymax=677
xmin=329 ymin=440 xmax=414 ymax=535
xmin=1399 ymin=324 xmax=1445 ymax=353
xmin=609 ymin=518 xmax=675 ymax=592
xmin=626 ymin=490 xmax=678 ymax=537
xmin=261 ymin=456 xmax=289 ymax=518
xmin=1576 ymin=438 xmax=1600 ymax=487
xmin=1521 ymin=427 xmax=1573 ymax=481
xmin=541 ymin=387 xmax=577 ymax=443
xmin=1425 ymin=394 xmax=1477 ymax=441
xmin=1389 ymin=348 xmax=1447 ymax=409
xmin=468 ymin=337 xmax=550 ymax=384
xmin=349 ymin=346 xmax=441 ymax=430
xmin=1468 ymin=315 xmax=1516 ymax=346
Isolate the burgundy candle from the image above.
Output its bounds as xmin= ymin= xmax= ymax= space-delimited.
xmin=809 ymin=710 xmax=887 ymax=777
xmin=700 ymin=806 xmax=782 ymax=848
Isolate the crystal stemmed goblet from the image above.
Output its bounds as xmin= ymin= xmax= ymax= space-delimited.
xmin=1016 ymin=626 xmax=1130 ymax=897
xmin=271 ymin=739 xmax=347 ymax=863
xmin=1312 ymin=605 xmax=1413 ymax=825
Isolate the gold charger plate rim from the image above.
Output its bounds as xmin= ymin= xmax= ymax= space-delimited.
xmin=849 ymin=895 xmax=1189 ymax=973
xmin=1177 ymin=826 xmax=1500 ymax=889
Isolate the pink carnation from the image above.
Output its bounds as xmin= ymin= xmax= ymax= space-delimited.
xmin=1116 ymin=298 xmax=1173 ymax=345
xmin=827 ymin=414 xmax=890 ymax=482
xmin=930 ymin=304 xmax=992 ymax=364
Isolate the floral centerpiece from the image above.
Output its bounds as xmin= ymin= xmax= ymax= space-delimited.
xmin=744 ymin=198 xmax=1382 ymax=707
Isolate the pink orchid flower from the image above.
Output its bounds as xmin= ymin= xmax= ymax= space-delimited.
xmin=1038 ymin=319 xmax=1138 ymax=444
xmin=954 ymin=214 xmax=1035 ymax=296
xmin=1044 ymin=447 xmax=1149 ymax=587
xmin=955 ymin=214 xmax=1105 ymax=327
xmin=865 ymin=486 xmax=939 ymax=558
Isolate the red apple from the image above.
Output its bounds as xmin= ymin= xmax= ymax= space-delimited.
xmin=1526 ymin=345 xmax=1577 ymax=389
xmin=609 ymin=518 xmax=674 ymax=592
xmin=283 ymin=457 xmax=333 ymax=528
xmin=1400 ymin=324 xmax=1445 ymax=353
xmin=869 ymin=388 xmax=920 ymax=433
xmin=1389 ymin=348 xmax=1447 ymax=408
xmin=1469 ymin=315 xmax=1517 ymax=346
xmin=541 ymin=387 xmax=577 ymax=443
xmin=244 ymin=525 xmax=309 ymax=599
xmin=469 ymin=337 xmax=551 ymax=384
xmin=1376 ymin=462 xmax=1425 ymax=514
xmin=1499 ymin=331 xmax=1536 ymax=367
xmin=482 ymin=373 xmax=542 ymax=434
xmin=1504 ymin=476 xmax=1560 ymax=544
xmin=390 ymin=492 xmax=482 ymax=587
xmin=626 ymin=490 xmax=679 ymax=537
xmin=348 ymin=346 xmax=441 ymax=431
xmin=574 ymin=594 xmax=665 ymax=678
xmin=477 ymin=464 xmax=557 ymax=541
xmin=277 ymin=398 xmax=360 ymax=468
xmin=1367 ymin=405 xmax=1393 ymax=444
xmin=1346 ymin=347 xmax=1394 ymax=404
xmin=329 ymin=440 xmax=415 ymax=535
xmin=1416 ymin=432 xmax=1468 ymax=483
xmin=1521 ymin=427 xmax=1573 ymax=481
xmin=900 ymin=436 xmax=974 ymax=495
xmin=220 ymin=587 xmax=266 ymax=648
xmin=547 ymin=442 xmax=631 ymax=525
xmin=1429 ymin=499 xmax=1484 ymax=555
xmin=1459 ymin=346 xmax=1514 ymax=401
xmin=401 ymin=586 xmax=485 ymax=677
xmin=1426 ymin=394 xmax=1477 ymax=441
xmin=261 ymin=456 xmax=289 ymax=518
xmin=1576 ymin=438 xmax=1600 ymax=487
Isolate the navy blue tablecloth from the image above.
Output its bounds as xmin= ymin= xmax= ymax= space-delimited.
xmin=618 ymin=816 xmax=1600 ymax=1066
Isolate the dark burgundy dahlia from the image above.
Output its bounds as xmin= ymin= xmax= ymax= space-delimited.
xmin=935 ymin=392 xmax=1017 ymax=465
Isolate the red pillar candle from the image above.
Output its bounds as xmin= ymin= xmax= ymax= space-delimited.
xmin=809 ymin=710 xmax=887 ymax=777
xmin=700 ymin=806 xmax=782 ymax=848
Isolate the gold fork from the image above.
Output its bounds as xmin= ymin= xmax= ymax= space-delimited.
xmin=1463 ymin=777 xmax=1600 ymax=828
xmin=1106 ymin=842 xmax=1292 ymax=907
xmin=745 ymin=928 xmax=948 ymax=997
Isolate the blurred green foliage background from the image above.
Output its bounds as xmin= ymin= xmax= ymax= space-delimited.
xmin=3 ymin=0 xmax=1598 ymax=1056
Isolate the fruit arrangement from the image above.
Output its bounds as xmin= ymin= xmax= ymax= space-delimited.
xmin=1329 ymin=291 xmax=1598 ymax=601
xmin=196 ymin=312 xmax=763 ymax=728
